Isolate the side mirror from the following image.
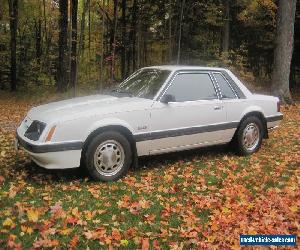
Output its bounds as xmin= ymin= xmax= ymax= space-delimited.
xmin=160 ymin=94 xmax=176 ymax=104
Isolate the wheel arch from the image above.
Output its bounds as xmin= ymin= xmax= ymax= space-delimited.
xmin=81 ymin=125 xmax=138 ymax=168
xmin=234 ymin=111 xmax=268 ymax=140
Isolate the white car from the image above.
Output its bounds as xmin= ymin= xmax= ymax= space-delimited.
xmin=16 ymin=66 xmax=283 ymax=181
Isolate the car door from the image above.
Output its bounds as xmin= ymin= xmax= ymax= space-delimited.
xmin=148 ymin=71 xmax=227 ymax=154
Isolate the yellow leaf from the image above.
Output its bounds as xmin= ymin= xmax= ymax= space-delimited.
xmin=207 ymin=235 xmax=216 ymax=243
xmin=26 ymin=227 xmax=33 ymax=235
xmin=72 ymin=207 xmax=79 ymax=217
xmin=222 ymin=207 xmax=231 ymax=214
xmin=60 ymin=228 xmax=72 ymax=235
xmin=85 ymin=211 xmax=93 ymax=221
xmin=289 ymin=206 xmax=297 ymax=213
xmin=4 ymin=210 xmax=11 ymax=216
xmin=120 ymin=239 xmax=129 ymax=246
xmin=3 ymin=218 xmax=13 ymax=227
xmin=27 ymin=209 xmax=39 ymax=222
xmin=21 ymin=225 xmax=33 ymax=235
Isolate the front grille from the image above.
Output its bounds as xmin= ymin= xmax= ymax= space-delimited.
xmin=24 ymin=120 xmax=46 ymax=141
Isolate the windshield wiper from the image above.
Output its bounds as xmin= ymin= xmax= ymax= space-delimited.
xmin=110 ymin=89 xmax=134 ymax=97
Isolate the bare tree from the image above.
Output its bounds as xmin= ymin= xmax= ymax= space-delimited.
xmin=271 ymin=0 xmax=297 ymax=104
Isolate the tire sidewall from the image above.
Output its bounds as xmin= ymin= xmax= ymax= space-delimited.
xmin=237 ymin=116 xmax=263 ymax=155
xmin=84 ymin=131 xmax=132 ymax=181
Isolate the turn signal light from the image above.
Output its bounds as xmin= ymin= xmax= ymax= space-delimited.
xmin=45 ymin=126 xmax=56 ymax=142
xmin=277 ymin=101 xmax=281 ymax=112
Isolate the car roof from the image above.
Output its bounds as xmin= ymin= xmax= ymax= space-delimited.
xmin=142 ymin=65 xmax=228 ymax=72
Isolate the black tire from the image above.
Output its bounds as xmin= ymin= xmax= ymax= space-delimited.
xmin=83 ymin=131 xmax=132 ymax=181
xmin=235 ymin=116 xmax=263 ymax=156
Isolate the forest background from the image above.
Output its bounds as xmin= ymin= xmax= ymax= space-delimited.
xmin=0 ymin=0 xmax=299 ymax=103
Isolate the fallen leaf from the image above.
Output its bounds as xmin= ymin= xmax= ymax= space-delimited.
xmin=141 ymin=238 xmax=150 ymax=250
xmin=27 ymin=209 xmax=39 ymax=222
xmin=120 ymin=239 xmax=129 ymax=246
xmin=69 ymin=235 xmax=79 ymax=249
xmin=3 ymin=218 xmax=13 ymax=227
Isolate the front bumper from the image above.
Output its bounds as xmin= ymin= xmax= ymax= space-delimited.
xmin=15 ymin=133 xmax=82 ymax=169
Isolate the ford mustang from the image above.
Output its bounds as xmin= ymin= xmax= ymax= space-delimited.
xmin=16 ymin=66 xmax=283 ymax=181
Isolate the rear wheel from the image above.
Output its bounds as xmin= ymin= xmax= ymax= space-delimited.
xmin=83 ymin=131 xmax=132 ymax=181
xmin=235 ymin=116 xmax=263 ymax=155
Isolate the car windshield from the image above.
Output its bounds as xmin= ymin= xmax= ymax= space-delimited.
xmin=112 ymin=69 xmax=171 ymax=99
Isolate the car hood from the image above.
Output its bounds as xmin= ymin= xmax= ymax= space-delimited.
xmin=27 ymin=94 xmax=153 ymax=123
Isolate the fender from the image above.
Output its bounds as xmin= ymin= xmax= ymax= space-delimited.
xmin=84 ymin=118 xmax=136 ymax=142
xmin=82 ymin=118 xmax=139 ymax=169
xmin=239 ymin=105 xmax=265 ymax=121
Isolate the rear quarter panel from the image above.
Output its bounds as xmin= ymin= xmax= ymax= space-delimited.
xmin=225 ymin=94 xmax=280 ymax=123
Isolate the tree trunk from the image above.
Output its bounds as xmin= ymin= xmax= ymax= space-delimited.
xmin=222 ymin=0 xmax=230 ymax=54
xmin=42 ymin=0 xmax=47 ymax=43
xmin=8 ymin=0 xmax=18 ymax=91
xmin=271 ymin=0 xmax=297 ymax=104
xmin=35 ymin=18 xmax=42 ymax=64
xmin=57 ymin=0 xmax=68 ymax=92
xmin=79 ymin=0 xmax=88 ymax=55
xmin=177 ymin=0 xmax=185 ymax=64
xmin=110 ymin=0 xmax=118 ymax=81
xmin=126 ymin=0 xmax=138 ymax=75
xmin=88 ymin=0 xmax=91 ymax=50
xmin=121 ymin=0 xmax=127 ymax=79
xmin=168 ymin=0 xmax=172 ymax=62
xmin=99 ymin=3 xmax=105 ymax=92
xmin=42 ymin=0 xmax=49 ymax=71
xmin=70 ymin=0 xmax=78 ymax=96
xmin=143 ymin=24 xmax=148 ymax=66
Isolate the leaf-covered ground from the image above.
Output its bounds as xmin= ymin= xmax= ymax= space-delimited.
xmin=0 ymin=92 xmax=299 ymax=249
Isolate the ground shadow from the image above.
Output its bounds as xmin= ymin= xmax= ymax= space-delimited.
xmin=137 ymin=144 xmax=233 ymax=171
xmin=11 ymin=144 xmax=234 ymax=184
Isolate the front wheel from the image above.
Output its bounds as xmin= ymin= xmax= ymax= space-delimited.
xmin=235 ymin=116 xmax=263 ymax=156
xmin=83 ymin=131 xmax=132 ymax=181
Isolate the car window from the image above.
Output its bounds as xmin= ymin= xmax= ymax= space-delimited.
xmin=115 ymin=69 xmax=170 ymax=99
xmin=165 ymin=73 xmax=218 ymax=102
xmin=214 ymin=73 xmax=236 ymax=99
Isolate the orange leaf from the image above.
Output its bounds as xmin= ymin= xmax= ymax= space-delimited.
xmin=141 ymin=238 xmax=150 ymax=250
xmin=69 ymin=235 xmax=79 ymax=249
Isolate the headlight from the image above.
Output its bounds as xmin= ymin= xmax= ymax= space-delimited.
xmin=24 ymin=120 xmax=46 ymax=141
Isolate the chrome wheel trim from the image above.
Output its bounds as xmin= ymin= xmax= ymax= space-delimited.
xmin=242 ymin=122 xmax=260 ymax=151
xmin=93 ymin=140 xmax=125 ymax=176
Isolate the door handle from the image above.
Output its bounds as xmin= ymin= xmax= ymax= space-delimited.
xmin=214 ymin=106 xmax=222 ymax=110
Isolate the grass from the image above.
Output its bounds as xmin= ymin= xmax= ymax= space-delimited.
xmin=0 ymin=91 xmax=299 ymax=249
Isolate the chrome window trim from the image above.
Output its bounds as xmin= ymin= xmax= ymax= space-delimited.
xmin=212 ymin=72 xmax=238 ymax=99
xmin=155 ymin=70 xmax=221 ymax=103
